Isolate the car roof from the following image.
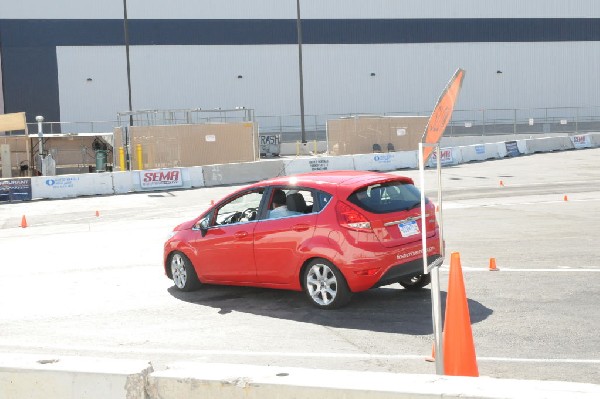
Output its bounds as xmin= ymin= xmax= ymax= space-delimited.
xmin=253 ymin=170 xmax=413 ymax=190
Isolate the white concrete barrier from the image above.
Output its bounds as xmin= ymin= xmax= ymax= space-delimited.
xmin=111 ymin=171 xmax=134 ymax=194
xmin=460 ymin=143 xmax=500 ymax=163
xmin=352 ymin=151 xmax=419 ymax=171
xmin=517 ymin=139 xmax=529 ymax=154
xmin=187 ymin=166 xmax=205 ymax=188
xmin=588 ymin=132 xmax=600 ymax=147
xmin=3 ymin=357 xmax=600 ymax=398
xmin=31 ymin=173 xmax=114 ymax=199
xmin=284 ymin=155 xmax=355 ymax=175
xmin=19 ymin=134 xmax=600 ymax=201
xmin=0 ymin=353 xmax=152 ymax=399
xmin=497 ymin=140 xmax=528 ymax=157
xmin=202 ymin=159 xmax=285 ymax=187
xmin=525 ymin=136 xmax=574 ymax=153
xmin=146 ymin=362 xmax=600 ymax=399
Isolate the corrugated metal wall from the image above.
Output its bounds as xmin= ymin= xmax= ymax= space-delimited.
xmin=2 ymin=0 xmax=600 ymax=128
xmin=56 ymin=41 xmax=600 ymax=130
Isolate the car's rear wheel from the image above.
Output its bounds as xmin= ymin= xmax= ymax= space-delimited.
xmin=170 ymin=251 xmax=201 ymax=292
xmin=399 ymin=273 xmax=431 ymax=290
xmin=303 ymin=259 xmax=351 ymax=309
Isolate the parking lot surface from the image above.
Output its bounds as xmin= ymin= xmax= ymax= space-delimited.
xmin=0 ymin=148 xmax=599 ymax=384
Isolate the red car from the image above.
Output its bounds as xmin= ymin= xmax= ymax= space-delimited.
xmin=164 ymin=170 xmax=441 ymax=309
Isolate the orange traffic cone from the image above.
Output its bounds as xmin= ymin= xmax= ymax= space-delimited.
xmin=489 ymin=258 xmax=499 ymax=271
xmin=499 ymin=180 xmax=504 ymax=187
xmin=20 ymin=215 xmax=28 ymax=228
xmin=210 ymin=199 xmax=215 ymax=205
xmin=425 ymin=342 xmax=436 ymax=362
xmin=443 ymin=252 xmax=479 ymax=377
xmin=95 ymin=210 xmax=100 ymax=217
xmin=563 ymin=195 xmax=568 ymax=202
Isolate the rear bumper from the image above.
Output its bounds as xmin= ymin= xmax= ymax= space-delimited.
xmin=341 ymin=233 xmax=442 ymax=292
xmin=373 ymin=254 xmax=441 ymax=288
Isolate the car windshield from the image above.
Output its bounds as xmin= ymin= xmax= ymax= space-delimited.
xmin=347 ymin=181 xmax=426 ymax=214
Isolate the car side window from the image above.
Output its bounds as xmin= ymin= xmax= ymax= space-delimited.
xmin=214 ymin=190 xmax=264 ymax=226
xmin=266 ymin=188 xmax=315 ymax=219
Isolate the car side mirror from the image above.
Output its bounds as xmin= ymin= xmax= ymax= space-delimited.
xmin=199 ymin=218 xmax=209 ymax=237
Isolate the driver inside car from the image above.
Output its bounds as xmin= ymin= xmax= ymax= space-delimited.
xmin=268 ymin=189 xmax=301 ymax=219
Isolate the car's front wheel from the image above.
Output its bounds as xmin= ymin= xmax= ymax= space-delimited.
xmin=302 ymin=259 xmax=351 ymax=309
xmin=399 ymin=273 xmax=431 ymax=290
xmin=170 ymin=251 xmax=201 ymax=292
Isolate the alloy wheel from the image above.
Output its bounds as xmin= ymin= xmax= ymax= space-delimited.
xmin=171 ymin=253 xmax=187 ymax=289
xmin=306 ymin=263 xmax=338 ymax=306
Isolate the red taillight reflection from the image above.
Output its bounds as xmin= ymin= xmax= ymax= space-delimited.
xmin=336 ymin=202 xmax=372 ymax=231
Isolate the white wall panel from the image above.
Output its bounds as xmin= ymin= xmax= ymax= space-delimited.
xmin=56 ymin=41 xmax=600 ymax=127
xmin=57 ymin=46 xmax=129 ymax=126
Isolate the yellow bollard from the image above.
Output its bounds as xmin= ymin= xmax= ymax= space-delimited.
xmin=136 ymin=143 xmax=143 ymax=170
xmin=119 ymin=147 xmax=125 ymax=171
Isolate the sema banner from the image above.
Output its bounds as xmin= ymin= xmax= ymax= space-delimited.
xmin=428 ymin=148 xmax=454 ymax=166
xmin=140 ymin=169 xmax=183 ymax=189
xmin=570 ymin=135 xmax=591 ymax=149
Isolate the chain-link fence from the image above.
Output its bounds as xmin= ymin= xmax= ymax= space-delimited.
xmin=15 ymin=105 xmax=600 ymax=143
xmin=256 ymin=106 xmax=600 ymax=143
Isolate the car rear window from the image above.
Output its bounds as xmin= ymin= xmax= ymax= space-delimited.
xmin=347 ymin=181 xmax=427 ymax=214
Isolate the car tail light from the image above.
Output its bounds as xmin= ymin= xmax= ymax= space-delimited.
xmin=336 ymin=202 xmax=372 ymax=231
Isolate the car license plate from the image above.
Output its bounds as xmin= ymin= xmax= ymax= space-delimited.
xmin=399 ymin=220 xmax=419 ymax=237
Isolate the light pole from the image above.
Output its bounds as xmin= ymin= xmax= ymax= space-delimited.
xmin=35 ymin=115 xmax=44 ymax=157
xmin=296 ymin=0 xmax=306 ymax=143
xmin=35 ymin=115 xmax=44 ymax=176
xmin=123 ymin=0 xmax=133 ymax=170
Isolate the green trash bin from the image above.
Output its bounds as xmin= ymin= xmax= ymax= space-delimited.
xmin=95 ymin=150 xmax=108 ymax=172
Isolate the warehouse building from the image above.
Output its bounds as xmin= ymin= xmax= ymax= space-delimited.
xmin=1 ymin=0 xmax=600 ymax=135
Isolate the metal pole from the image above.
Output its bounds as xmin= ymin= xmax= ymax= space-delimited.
xmin=123 ymin=0 xmax=133 ymax=170
xmin=419 ymin=142 xmax=444 ymax=375
xmin=296 ymin=0 xmax=306 ymax=143
xmin=35 ymin=116 xmax=44 ymax=156
xmin=432 ymin=144 xmax=444 ymax=375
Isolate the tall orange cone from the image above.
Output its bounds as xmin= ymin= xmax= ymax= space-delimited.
xmin=563 ymin=195 xmax=568 ymax=202
xmin=443 ymin=252 xmax=479 ymax=377
xmin=20 ymin=215 xmax=28 ymax=228
xmin=499 ymin=180 xmax=504 ymax=187
xmin=95 ymin=210 xmax=100 ymax=217
xmin=489 ymin=258 xmax=499 ymax=271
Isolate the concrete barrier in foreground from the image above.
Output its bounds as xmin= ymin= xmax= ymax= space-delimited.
xmin=2 ymin=356 xmax=600 ymax=398
xmin=0 ymin=353 xmax=152 ymax=399
xmin=147 ymin=362 xmax=600 ymax=399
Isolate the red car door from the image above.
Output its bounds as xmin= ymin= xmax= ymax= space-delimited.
xmin=253 ymin=189 xmax=317 ymax=285
xmin=189 ymin=189 xmax=264 ymax=283
xmin=193 ymin=221 xmax=257 ymax=283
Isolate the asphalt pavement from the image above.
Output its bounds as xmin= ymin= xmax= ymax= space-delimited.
xmin=0 ymin=148 xmax=599 ymax=384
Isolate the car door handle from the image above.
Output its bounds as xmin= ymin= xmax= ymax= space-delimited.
xmin=292 ymin=224 xmax=310 ymax=232
xmin=234 ymin=231 xmax=248 ymax=239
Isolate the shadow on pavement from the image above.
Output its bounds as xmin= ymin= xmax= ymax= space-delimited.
xmin=168 ymin=284 xmax=492 ymax=335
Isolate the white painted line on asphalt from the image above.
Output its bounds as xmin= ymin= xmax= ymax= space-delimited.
xmin=442 ymin=267 xmax=600 ymax=272
xmin=445 ymin=197 xmax=600 ymax=209
xmin=479 ymin=357 xmax=600 ymax=364
xmin=3 ymin=344 xmax=599 ymax=364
